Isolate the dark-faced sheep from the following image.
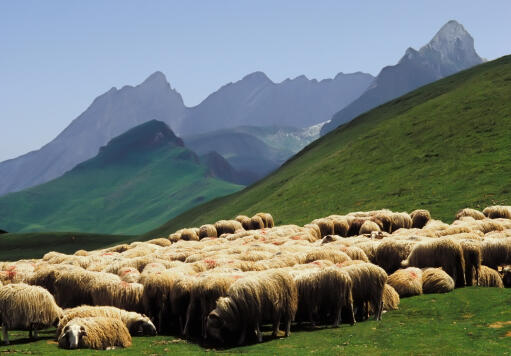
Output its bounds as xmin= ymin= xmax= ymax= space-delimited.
xmin=387 ymin=268 xmax=423 ymax=297
xmin=0 ymin=283 xmax=62 ymax=345
xmin=421 ymin=268 xmax=454 ymax=294
xmin=58 ymin=317 xmax=132 ymax=350
xmin=206 ymin=270 xmax=297 ymax=345
xmin=401 ymin=238 xmax=466 ymax=288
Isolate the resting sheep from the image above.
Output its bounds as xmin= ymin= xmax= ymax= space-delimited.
xmin=58 ymin=317 xmax=132 ymax=349
xmin=387 ymin=268 xmax=423 ymax=297
xmin=421 ymin=268 xmax=454 ymax=293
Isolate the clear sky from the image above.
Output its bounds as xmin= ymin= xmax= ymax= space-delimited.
xmin=1 ymin=1 xmax=510 ymax=161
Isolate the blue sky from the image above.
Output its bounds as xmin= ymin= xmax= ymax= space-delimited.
xmin=1 ymin=1 xmax=510 ymax=161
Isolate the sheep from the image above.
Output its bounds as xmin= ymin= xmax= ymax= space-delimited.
xmin=0 ymin=283 xmax=62 ymax=345
xmin=481 ymin=238 xmax=511 ymax=269
xmin=478 ymin=265 xmax=504 ymax=288
xmin=147 ymin=238 xmax=172 ymax=247
xmin=199 ymin=224 xmax=218 ymax=239
xmin=256 ymin=213 xmax=274 ymax=228
xmin=304 ymin=249 xmax=351 ymax=264
xmin=249 ymin=215 xmax=265 ymax=230
xmin=304 ymin=224 xmax=322 ymax=240
xmin=292 ymin=267 xmax=354 ymax=327
xmin=410 ymin=209 xmax=431 ymax=228
xmin=421 ymin=268 xmax=455 ymax=294
xmin=347 ymin=218 xmax=365 ymax=236
xmin=54 ymin=270 xmax=121 ymax=308
xmin=339 ymin=263 xmax=387 ymax=321
xmin=327 ymin=216 xmax=349 ymax=237
xmin=183 ymin=272 xmax=240 ymax=338
xmin=382 ymin=284 xmax=400 ymax=311
xmin=501 ymin=266 xmax=511 ymax=287
xmin=118 ymin=267 xmax=141 ymax=283
xmin=91 ymin=281 xmax=144 ymax=312
xmin=387 ymin=268 xmax=423 ymax=297
xmin=58 ymin=317 xmax=132 ymax=350
xmin=57 ymin=305 xmax=156 ymax=337
xmin=313 ymin=218 xmax=335 ymax=237
xmin=344 ymin=246 xmax=369 ymax=262
xmin=375 ymin=240 xmax=415 ymax=274
xmin=206 ymin=270 xmax=297 ymax=345
xmin=459 ymin=240 xmax=481 ymax=286
xmin=180 ymin=228 xmax=200 ymax=241
xmin=456 ymin=208 xmax=486 ymax=220
xmin=483 ymin=205 xmax=511 ymax=219
xmin=74 ymin=249 xmax=89 ymax=256
xmin=359 ymin=220 xmax=381 ymax=235
xmin=215 ymin=220 xmax=240 ymax=235
xmin=401 ymin=238 xmax=466 ymax=288
xmin=235 ymin=216 xmax=252 ymax=230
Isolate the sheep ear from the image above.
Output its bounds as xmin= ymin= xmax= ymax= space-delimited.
xmin=63 ymin=325 xmax=70 ymax=333
xmin=80 ymin=326 xmax=87 ymax=336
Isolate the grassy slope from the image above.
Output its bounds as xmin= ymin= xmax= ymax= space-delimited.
xmin=1 ymin=288 xmax=511 ymax=355
xmin=146 ymin=55 xmax=511 ymax=238
xmin=0 ymin=146 xmax=242 ymax=236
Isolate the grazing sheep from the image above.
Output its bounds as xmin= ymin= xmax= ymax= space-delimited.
xmin=256 ymin=213 xmax=274 ymax=228
xmin=328 ymin=216 xmax=349 ymax=237
xmin=375 ymin=240 xmax=415 ymax=275
xmin=313 ymin=218 xmax=335 ymax=237
xmin=456 ymin=208 xmax=486 ymax=220
xmin=180 ymin=228 xmax=200 ymax=241
xmin=147 ymin=238 xmax=172 ymax=247
xmin=0 ymin=283 xmax=62 ymax=345
xmin=215 ymin=220 xmax=240 ymax=235
xmin=344 ymin=246 xmax=369 ymax=262
xmin=58 ymin=317 xmax=132 ymax=350
xmin=410 ymin=209 xmax=431 ymax=229
xmin=206 ymin=270 xmax=297 ymax=345
xmin=359 ymin=220 xmax=381 ymax=235
xmin=421 ymin=268 xmax=455 ymax=294
xmin=459 ymin=240 xmax=481 ymax=287
xmin=340 ymin=263 xmax=387 ymax=321
xmin=292 ymin=267 xmax=354 ymax=327
xmin=387 ymin=268 xmax=423 ymax=297
xmin=235 ymin=216 xmax=252 ymax=230
xmin=91 ymin=281 xmax=144 ymax=312
xmin=401 ymin=238 xmax=466 ymax=288
xmin=347 ymin=218 xmax=365 ymax=236
xmin=304 ymin=224 xmax=322 ymax=240
xmin=199 ymin=224 xmax=218 ymax=239
xmin=478 ymin=265 xmax=504 ymax=288
xmin=483 ymin=206 xmax=511 ymax=219
xmin=249 ymin=215 xmax=265 ymax=230
xmin=305 ymin=249 xmax=351 ymax=264
xmin=481 ymin=238 xmax=511 ymax=270
xmin=57 ymin=305 xmax=156 ymax=337
xmin=118 ymin=267 xmax=141 ymax=283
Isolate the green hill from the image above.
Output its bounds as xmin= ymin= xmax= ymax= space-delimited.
xmin=0 ymin=120 xmax=242 ymax=235
xmin=146 ymin=55 xmax=511 ymax=238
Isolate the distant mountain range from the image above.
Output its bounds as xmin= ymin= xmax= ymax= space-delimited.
xmin=0 ymin=120 xmax=243 ymax=234
xmin=321 ymin=20 xmax=484 ymax=134
xmin=0 ymin=70 xmax=373 ymax=197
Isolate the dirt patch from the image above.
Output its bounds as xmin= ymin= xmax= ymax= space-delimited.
xmin=462 ymin=313 xmax=474 ymax=319
xmin=505 ymin=331 xmax=511 ymax=337
xmin=489 ymin=321 xmax=511 ymax=328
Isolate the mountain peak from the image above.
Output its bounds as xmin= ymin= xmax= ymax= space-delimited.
xmin=241 ymin=71 xmax=272 ymax=84
xmin=141 ymin=71 xmax=170 ymax=87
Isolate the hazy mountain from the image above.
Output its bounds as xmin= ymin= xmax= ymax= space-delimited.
xmin=321 ymin=20 xmax=484 ymax=134
xmin=179 ymin=71 xmax=374 ymax=135
xmin=0 ymin=70 xmax=372 ymax=196
xmin=183 ymin=123 xmax=327 ymax=182
xmin=0 ymin=72 xmax=187 ymax=196
xmin=0 ymin=120 xmax=242 ymax=234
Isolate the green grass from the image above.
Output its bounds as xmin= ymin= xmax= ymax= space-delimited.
xmin=0 ymin=122 xmax=242 ymax=235
xmin=1 ymin=288 xmax=511 ymax=355
xmin=0 ymin=232 xmax=133 ymax=261
xmin=145 ymin=55 xmax=511 ymax=238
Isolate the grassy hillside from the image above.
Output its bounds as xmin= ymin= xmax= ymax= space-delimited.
xmin=1 ymin=287 xmax=510 ymax=355
xmin=147 ymin=55 xmax=511 ymax=238
xmin=0 ymin=121 xmax=242 ymax=235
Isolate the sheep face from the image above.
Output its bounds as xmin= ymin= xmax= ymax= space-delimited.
xmin=58 ymin=324 xmax=86 ymax=349
xmin=129 ymin=317 xmax=157 ymax=336
xmin=502 ymin=266 xmax=511 ymax=287
xmin=206 ymin=311 xmax=224 ymax=343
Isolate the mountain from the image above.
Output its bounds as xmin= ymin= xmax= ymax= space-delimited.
xmin=183 ymin=123 xmax=326 ymax=182
xmin=179 ymin=71 xmax=373 ymax=135
xmin=321 ymin=20 xmax=484 ymax=135
xmin=0 ymin=72 xmax=187 ymax=196
xmin=200 ymin=151 xmax=258 ymax=186
xmin=0 ymin=71 xmax=373 ymax=197
xmin=0 ymin=120 xmax=243 ymax=234
xmin=144 ymin=55 xmax=511 ymax=237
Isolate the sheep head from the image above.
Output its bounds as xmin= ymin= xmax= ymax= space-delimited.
xmin=58 ymin=324 xmax=86 ymax=349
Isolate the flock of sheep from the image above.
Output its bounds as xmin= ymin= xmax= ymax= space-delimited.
xmin=1 ymin=206 xmax=511 ymax=350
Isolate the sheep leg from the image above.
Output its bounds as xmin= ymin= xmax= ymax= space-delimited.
xmin=285 ymin=319 xmax=291 ymax=337
xmin=2 ymin=324 xmax=8 ymax=345
xmin=183 ymin=303 xmax=193 ymax=337
xmin=271 ymin=313 xmax=281 ymax=337
xmin=334 ymin=306 xmax=341 ymax=327
xmin=374 ymin=300 xmax=383 ymax=321
xmin=237 ymin=327 xmax=246 ymax=345
xmin=29 ymin=328 xmax=33 ymax=339
xmin=255 ymin=323 xmax=263 ymax=343
xmin=33 ymin=329 xmax=38 ymax=339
